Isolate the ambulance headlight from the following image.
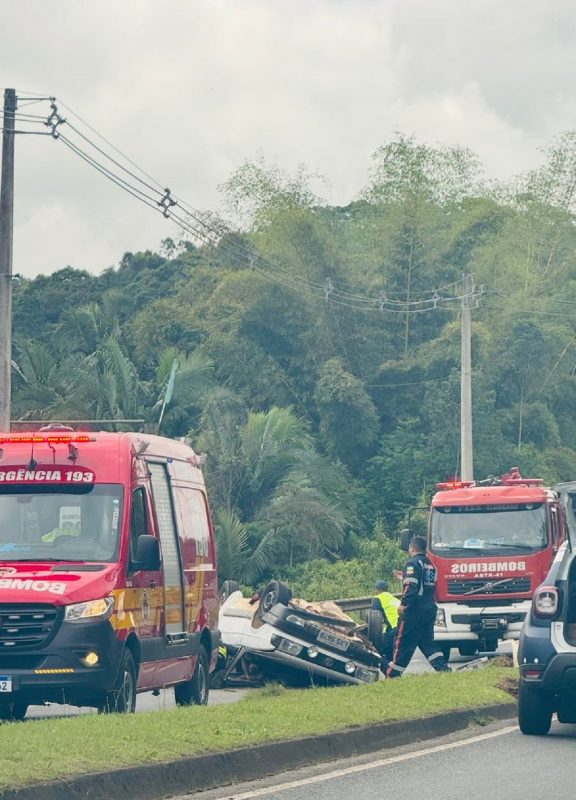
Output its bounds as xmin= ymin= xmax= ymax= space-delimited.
xmin=435 ymin=608 xmax=447 ymax=628
xmin=65 ymin=597 xmax=114 ymax=623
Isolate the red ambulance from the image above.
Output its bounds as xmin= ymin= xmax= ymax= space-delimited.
xmin=0 ymin=426 xmax=220 ymax=719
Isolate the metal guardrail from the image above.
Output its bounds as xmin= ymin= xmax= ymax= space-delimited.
xmin=335 ymin=594 xmax=402 ymax=613
xmin=334 ymin=596 xmax=373 ymax=613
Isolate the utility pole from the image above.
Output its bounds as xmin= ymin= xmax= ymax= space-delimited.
xmin=460 ymin=273 xmax=473 ymax=481
xmin=0 ymin=89 xmax=16 ymax=433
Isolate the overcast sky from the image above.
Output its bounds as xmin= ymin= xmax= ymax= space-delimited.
xmin=2 ymin=0 xmax=576 ymax=279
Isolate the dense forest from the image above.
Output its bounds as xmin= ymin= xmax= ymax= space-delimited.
xmin=10 ymin=133 xmax=576 ymax=597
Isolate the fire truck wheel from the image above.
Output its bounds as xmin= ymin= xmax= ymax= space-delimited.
xmin=518 ymin=682 xmax=553 ymax=735
xmin=219 ymin=580 xmax=241 ymax=607
xmin=0 ymin=699 xmax=28 ymax=722
xmin=99 ymin=649 xmax=137 ymax=714
xmin=175 ymin=647 xmax=209 ymax=706
xmin=366 ymin=610 xmax=384 ymax=652
xmin=258 ymin=581 xmax=292 ymax=621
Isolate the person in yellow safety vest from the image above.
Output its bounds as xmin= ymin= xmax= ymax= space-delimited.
xmin=372 ymin=580 xmax=401 ymax=669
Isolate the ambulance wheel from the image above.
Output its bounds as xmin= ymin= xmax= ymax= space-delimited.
xmin=219 ymin=580 xmax=241 ymax=607
xmin=175 ymin=647 xmax=209 ymax=706
xmin=258 ymin=581 xmax=292 ymax=621
xmin=99 ymin=649 xmax=137 ymax=714
xmin=366 ymin=610 xmax=384 ymax=652
xmin=0 ymin=699 xmax=28 ymax=721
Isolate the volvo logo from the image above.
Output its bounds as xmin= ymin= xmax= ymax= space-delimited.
xmin=484 ymin=582 xmax=494 ymax=593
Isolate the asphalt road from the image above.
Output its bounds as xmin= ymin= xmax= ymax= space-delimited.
xmin=25 ymin=686 xmax=247 ymax=718
xmin=181 ymin=718 xmax=576 ymax=800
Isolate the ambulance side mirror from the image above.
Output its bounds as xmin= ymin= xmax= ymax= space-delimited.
xmin=399 ymin=529 xmax=411 ymax=552
xmin=134 ymin=535 xmax=161 ymax=572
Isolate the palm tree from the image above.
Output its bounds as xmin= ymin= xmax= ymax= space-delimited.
xmin=199 ymin=405 xmax=354 ymax=582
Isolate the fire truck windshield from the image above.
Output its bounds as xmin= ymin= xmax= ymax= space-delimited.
xmin=0 ymin=485 xmax=123 ymax=562
xmin=430 ymin=503 xmax=548 ymax=554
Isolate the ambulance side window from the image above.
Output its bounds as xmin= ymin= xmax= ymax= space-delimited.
xmin=130 ymin=488 xmax=148 ymax=565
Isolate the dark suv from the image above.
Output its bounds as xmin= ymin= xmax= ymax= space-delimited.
xmin=518 ymin=483 xmax=576 ymax=735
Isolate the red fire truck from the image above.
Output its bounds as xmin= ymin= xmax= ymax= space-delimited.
xmin=413 ymin=468 xmax=566 ymax=659
xmin=0 ymin=426 xmax=220 ymax=719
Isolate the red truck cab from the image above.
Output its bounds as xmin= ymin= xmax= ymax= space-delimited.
xmin=426 ymin=468 xmax=566 ymax=658
xmin=0 ymin=426 xmax=220 ymax=719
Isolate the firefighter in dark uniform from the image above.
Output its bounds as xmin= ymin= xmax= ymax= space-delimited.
xmin=386 ymin=536 xmax=450 ymax=678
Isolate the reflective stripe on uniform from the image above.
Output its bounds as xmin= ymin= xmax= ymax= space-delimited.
xmin=403 ymin=577 xmax=418 ymax=585
xmin=429 ymin=652 xmax=445 ymax=662
xmin=387 ymin=662 xmax=405 ymax=673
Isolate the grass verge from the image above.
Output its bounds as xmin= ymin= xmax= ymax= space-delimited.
xmin=0 ymin=666 xmax=514 ymax=790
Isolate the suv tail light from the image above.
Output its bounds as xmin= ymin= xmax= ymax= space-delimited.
xmin=533 ymin=586 xmax=559 ymax=619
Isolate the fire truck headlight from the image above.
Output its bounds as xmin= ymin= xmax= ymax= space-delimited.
xmin=65 ymin=597 xmax=114 ymax=623
xmin=435 ymin=608 xmax=447 ymax=628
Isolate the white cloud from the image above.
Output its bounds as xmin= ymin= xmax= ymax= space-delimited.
xmin=1 ymin=0 xmax=575 ymax=277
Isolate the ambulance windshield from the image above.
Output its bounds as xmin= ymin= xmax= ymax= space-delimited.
xmin=0 ymin=485 xmax=123 ymax=562
xmin=430 ymin=503 xmax=548 ymax=554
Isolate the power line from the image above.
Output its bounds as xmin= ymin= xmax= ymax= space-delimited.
xmin=20 ymin=93 xmax=480 ymax=314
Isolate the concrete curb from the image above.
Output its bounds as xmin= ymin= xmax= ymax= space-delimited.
xmin=1 ymin=702 xmax=516 ymax=800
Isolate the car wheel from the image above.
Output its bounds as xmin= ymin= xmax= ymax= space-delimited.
xmin=219 ymin=580 xmax=240 ymax=607
xmin=366 ymin=610 xmax=384 ymax=652
xmin=175 ymin=647 xmax=209 ymax=706
xmin=258 ymin=580 xmax=292 ymax=620
xmin=518 ymin=681 xmax=553 ymax=735
xmin=0 ymin=699 xmax=28 ymax=722
xmin=98 ymin=649 xmax=137 ymax=714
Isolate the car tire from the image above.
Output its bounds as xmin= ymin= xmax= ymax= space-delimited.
xmin=0 ymin=699 xmax=28 ymax=722
xmin=258 ymin=580 xmax=292 ymax=621
xmin=175 ymin=647 xmax=209 ymax=706
xmin=518 ymin=681 xmax=553 ymax=735
xmin=219 ymin=580 xmax=241 ymax=607
xmin=98 ymin=649 xmax=137 ymax=714
xmin=366 ymin=610 xmax=384 ymax=652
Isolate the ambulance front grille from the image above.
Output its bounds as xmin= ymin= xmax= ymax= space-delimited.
xmin=0 ymin=604 xmax=60 ymax=649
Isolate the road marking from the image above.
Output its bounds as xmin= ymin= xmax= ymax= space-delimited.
xmin=218 ymin=725 xmax=518 ymax=799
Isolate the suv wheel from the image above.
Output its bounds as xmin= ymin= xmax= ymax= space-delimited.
xmin=518 ymin=681 xmax=553 ymax=735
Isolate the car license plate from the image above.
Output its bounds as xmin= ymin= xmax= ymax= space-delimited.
xmin=0 ymin=676 xmax=12 ymax=693
xmin=317 ymin=629 xmax=350 ymax=651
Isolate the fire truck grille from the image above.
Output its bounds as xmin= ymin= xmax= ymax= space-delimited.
xmin=447 ymin=578 xmax=532 ymax=596
xmin=0 ymin=604 xmax=60 ymax=649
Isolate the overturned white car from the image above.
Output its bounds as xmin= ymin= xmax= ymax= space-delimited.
xmin=214 ymin=580 xmax=382 ymax=687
